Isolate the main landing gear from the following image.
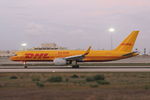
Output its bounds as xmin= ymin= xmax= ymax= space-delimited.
xmin=23 ymin=62 xmax=28 ymax=68
xmin=71 ymin=61 xmax=80 ymax=68
xmin=72 ymin=65 xmax=80 ymax=68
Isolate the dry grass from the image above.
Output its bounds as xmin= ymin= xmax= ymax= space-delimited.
xmin=0 ymin=72 xmax=150 ymax=100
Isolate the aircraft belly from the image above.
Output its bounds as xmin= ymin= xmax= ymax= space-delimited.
xmin=83 ymin=56 xmax=121 ymax=62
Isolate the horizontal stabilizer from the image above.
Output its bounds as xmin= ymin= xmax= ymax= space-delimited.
xmin=122 ymin=51 xmax=139 ymax=57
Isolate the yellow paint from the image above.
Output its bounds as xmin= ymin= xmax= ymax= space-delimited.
xmin=114 ymin=31 xmax=139 ymax=52
xmin=10 ymin=31 xmax=139 ymax=62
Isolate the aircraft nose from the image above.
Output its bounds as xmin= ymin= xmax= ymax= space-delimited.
xmin=9 ymin=56 xmax=17 ymax=61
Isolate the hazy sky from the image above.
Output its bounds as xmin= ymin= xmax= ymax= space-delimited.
xmin=0 ymin=0 xmax=150 ymax=52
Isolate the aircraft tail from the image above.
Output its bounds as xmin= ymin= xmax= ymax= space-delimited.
xmin=114 ymin=31 xmax=139 ymax=52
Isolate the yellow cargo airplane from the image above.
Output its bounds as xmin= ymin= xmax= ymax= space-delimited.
xmin=10 ymin=31 xmax=139 ymax=68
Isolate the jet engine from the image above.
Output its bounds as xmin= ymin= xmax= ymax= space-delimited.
xmin=53 ymin=58 xmax=67 ymax=65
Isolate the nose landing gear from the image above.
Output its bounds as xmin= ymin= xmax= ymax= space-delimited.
xmin=23 ymin=62 xmax=27 ymax=68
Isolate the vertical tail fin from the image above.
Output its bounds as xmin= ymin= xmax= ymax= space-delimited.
xmin=114 ymin=31 xmax=139 ymax=52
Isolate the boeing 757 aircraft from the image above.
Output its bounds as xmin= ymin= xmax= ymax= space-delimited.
xmin=10 ymin=31 xmax=139 ymax=68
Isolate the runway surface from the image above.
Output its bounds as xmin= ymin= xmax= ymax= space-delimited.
xmin=0 ymin=66 xmax=150 ymax=72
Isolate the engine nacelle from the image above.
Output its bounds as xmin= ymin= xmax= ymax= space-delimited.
xmin=53 ymin=58 xmax=67 ymax=65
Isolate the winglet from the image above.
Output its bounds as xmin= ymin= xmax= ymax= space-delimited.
xmin=83 ymin=46 xmax=91 ymax=56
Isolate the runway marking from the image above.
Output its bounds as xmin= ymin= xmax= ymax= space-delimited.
xmin=0 ymin=66 xmax=150 ymax=72
xmin=0 ymin=66 xmax=150 ymax=69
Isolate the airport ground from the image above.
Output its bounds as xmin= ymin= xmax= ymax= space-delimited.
xmin=0 ymin=55 xmax=150 ymax=100
xmin=0 ymin=55 xmax=150 ymax=72
xmin=1 ymin=72 xmax=150 ymax=100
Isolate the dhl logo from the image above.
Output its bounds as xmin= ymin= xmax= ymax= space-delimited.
xmin=121 ymin=43 xmax=132 ymax=46
xmin=25 ymin=53 xmax=50 ymax=59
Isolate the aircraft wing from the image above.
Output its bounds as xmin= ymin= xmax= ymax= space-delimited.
xmin=64 ymin=46 xmax=91 ymax=61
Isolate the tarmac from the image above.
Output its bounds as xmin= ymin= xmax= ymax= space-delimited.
xmin=0 ymin=55 xmax=150 ymax=72
xmin=0 ymin=66 xmax=150 ymax=72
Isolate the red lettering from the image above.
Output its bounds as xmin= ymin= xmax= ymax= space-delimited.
xmin=58 ymin=52 xmax=69 ymax=55
xmin=33 ymin=53 xmax=44 ymax=59
xmin=25 ymin=53 xmax=50 ymax=59
xmin=43 ymin=53 xmax=49 ymax=58
xmin=121 ymin=43 xmax=132 ymax=46
xmin=25 ymin=53 xmax=34 ymax=58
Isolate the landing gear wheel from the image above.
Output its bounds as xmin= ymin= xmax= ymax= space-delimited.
xmin=24 ymin=65 xmax=28 ymax=68
xmin=72 ymin=65 xmax=80 ymax=68
xmin=23 ymin=62 xmax=28 ymax=68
